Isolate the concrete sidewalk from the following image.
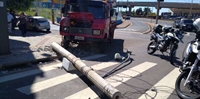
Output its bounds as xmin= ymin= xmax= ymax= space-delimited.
xmin=116 ymin=19 xmax=131 ymax=29
xmin=0 ymin=20 xmax=131 ymax=70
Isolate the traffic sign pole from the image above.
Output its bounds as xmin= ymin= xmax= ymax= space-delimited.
xmin=0 ymin=0 xmax=10 ymax=55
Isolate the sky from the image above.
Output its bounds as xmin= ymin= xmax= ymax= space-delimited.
xmin=116 ymin=0 xmax=200 ymax=15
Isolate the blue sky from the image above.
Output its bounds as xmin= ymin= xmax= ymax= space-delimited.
xmin=116 ymin=0 xmax=200 ymax=14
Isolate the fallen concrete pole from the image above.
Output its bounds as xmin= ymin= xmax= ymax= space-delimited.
xmin=51 ymin=42 xmax=121 ymax=99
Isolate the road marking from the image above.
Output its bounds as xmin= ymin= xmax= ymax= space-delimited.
xmin=138 ymin=68 xmax=179 ymax=99
xmin=0 ymin=63 xmax=62 ymax=83
xmin=16 ymin=61 xmax=118 ymax=95
xmin=65 ymin=62 xmax=157 ymax=99
xmin=0 ymin=54 xmax=106 ymax=83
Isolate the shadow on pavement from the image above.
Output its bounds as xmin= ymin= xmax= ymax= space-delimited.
xmin=63 ymin=39 xmax=126 ymax=62
xmin=152 ymin=53 xmax=182 ymax=67
xmin=10 ymin=29 xmax=50 ymax=37
xmin=0 ymin=39 xmax=44 ymax=99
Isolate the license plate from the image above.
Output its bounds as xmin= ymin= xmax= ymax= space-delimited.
xmin=74 ymin=36 xmax=84 ymax=40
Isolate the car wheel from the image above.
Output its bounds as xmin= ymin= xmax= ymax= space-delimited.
xmin=33 ymin=27 xmax=39 ymax=32
xmin=46 ymin=28 xmax=50 ymax=32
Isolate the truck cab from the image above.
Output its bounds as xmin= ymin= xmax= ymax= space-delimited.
xmin=60 ymin=0 xmax=117 ymax=53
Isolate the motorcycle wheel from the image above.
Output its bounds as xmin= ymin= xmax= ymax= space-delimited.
xmin=147 ymin=41 xmax=156 ymax=55
xmin=170 ymin=43 xmax=178 ymax=65
xmin=175 ymin=71 xmax=200 ymax=99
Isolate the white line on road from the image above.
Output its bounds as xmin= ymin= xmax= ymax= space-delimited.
xmin=138 ymin=68 xmax=179 ymax=99
xmin=65 ymin=62 xmax=157 ymax=99
xmin=0 ymin=54 xmax=106 ymax=83
xmin=0 ymin=63 xmax=62 ymax=83
xmin=16 ymin=61 xmax=119 ymax=95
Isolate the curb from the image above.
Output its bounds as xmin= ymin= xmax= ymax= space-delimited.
xmin=142 ymin=22 xmax=155 ymax=34
xmin=48 ymin=20 xmax=60 ymax=26
xmin=116 ymin=20 xmax=132 ymax=29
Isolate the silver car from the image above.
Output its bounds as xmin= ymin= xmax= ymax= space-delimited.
xmin=27 ymin=16 xmax=50 ymax=32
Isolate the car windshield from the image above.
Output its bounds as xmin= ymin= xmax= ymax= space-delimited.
xmin=36 ymin=18 xmax=48 ymax=23
xmin=66 ymin=1 xmax=105 ymax=19
xmin=183 ymin=20 xmax=193 ymax=23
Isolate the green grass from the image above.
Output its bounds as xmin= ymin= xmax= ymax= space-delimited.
xmin=17 ymin=8 xmax=61 ymax=20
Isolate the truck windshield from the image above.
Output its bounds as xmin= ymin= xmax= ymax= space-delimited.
xmin=66 ymin=1 xmax=105 ymax=19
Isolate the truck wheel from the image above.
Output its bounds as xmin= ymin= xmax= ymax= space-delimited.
xmin=61 ymin=36 xmax=70 ymax=49
xmin=61 ymin=40 xmax=70 ymax=49
xmin=99 ymin=39 xmax=107 ymax=53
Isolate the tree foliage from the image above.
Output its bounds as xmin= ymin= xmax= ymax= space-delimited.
xmin=143 ymin=7 xmax=151 ymax=16
xmin=136 ymin=8 xmax=143 ymax=15
xmin=132 ymin=10 xmax=135 ymax=16
xmin=6 ymin=0 xmax=35 ymax=11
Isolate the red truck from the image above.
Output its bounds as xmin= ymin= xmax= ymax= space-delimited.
xmin=60 ymin=0 xmax=117 ymax=53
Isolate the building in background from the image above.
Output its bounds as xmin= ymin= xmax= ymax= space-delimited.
xmin=170 ymin=8 xmax=200 ymax=18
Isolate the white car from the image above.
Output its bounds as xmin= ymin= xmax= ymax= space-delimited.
xmin=26 ymin=16 xmax=50 ymax=32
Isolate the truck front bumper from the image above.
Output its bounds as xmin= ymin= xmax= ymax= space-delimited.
xmin=63 ymin=35 xmax=105 ymax=43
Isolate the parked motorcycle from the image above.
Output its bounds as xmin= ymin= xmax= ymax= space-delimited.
xmin=176 ymin=18 xmax=200 ymax=99
xmin=182 ymin=38 xmax=199 ymax=70
xmin=147 ymin=24 xmax=184 ymax=65
xmin=175 ymin=39 xmax=200 ymax=99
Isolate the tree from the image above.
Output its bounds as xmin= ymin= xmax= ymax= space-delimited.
xmin=143 ymin=7 xmax=151 ymax=16
xmin=136 ymin=8 xmax=143 ymax=15
xmin=7 ymin=0 xmax=35 ymax=11
xmin=132 ymin=10 xmax=135 ymax=16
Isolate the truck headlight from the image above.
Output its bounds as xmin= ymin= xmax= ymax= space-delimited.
xmin=93 ymin=30 xmax=101 ymax=35
xmin=63 ymin=27 xmax=68 ymax=32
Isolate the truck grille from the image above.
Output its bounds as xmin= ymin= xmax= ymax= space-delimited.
xmin=69 ymin=27 xmax=92 ymax=34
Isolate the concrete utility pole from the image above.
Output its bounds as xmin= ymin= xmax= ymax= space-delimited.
xmin=51 ymin=42 xmax=121 ymax=99
xmin=188 ymin=0 xmax=193 ymax=19
xmin=155 ymin=0 xmax=160 ymax=24
xmin=0 ymin=0 xmax=10 ymax=55
xmin=51 ymin=0 xmax=55 ymax=24
xmin=155 ymin=0 xmax=164 ymax=24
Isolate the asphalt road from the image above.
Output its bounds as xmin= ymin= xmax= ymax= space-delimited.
xmin=0 ymin=18 xmax=196 ymax=99
xmin=118 ymin=18 xmax=149 ymax=33
xmin=134 ymin=17 xmax=174 ymax=26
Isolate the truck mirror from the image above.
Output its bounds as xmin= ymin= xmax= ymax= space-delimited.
xmin=115 ymin=12 xmax=118 ymax=16
xmin=61 ymin=7 xmax=65 ymax=14
xmin=110 ymin=9 xmax=114 ymax=16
